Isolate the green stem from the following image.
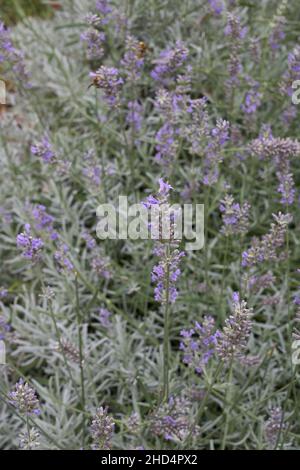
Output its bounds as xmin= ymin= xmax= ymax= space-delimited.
xmin=163 ymin=243 xmax=171 ymax=402
xmin=48 ymin=302 xmax=81 ymax=401
xmin=75 ymin=274 xmax=86 ymax=448
xmin=221 ymin=360 xmax=234 ymax=450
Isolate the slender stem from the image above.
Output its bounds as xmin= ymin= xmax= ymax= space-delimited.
xmin=220 ymin=236 xmax=229 ymax=321
xmin=75 ymin=274 xmax=86 ymax=448
xmin=221 ymin=359 xmax=234 ymax=450
xmin=183 ymin=362 xmax=223 ymax=448
xmin=275 ymin=216 xmax=295 ymax=449
xmin=48 ymin=302 xmax=81 ymax=401
xmin=163 ymin=243 xmax=171 ymax=402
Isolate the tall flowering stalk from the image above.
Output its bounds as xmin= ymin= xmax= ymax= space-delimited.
xmin=144 ymin=179 xmax=185 ymax=401
xmin=242 ymin=212 xmax=292 ymax=267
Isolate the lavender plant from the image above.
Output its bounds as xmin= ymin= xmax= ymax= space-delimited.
xmin=1 ymin=0 xmax=300 ymax=451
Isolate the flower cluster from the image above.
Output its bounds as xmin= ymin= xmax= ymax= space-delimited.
xmin=16 ymin=224 xmax=44 ymax=262
xmin=97 ymin=308 xmax=112 ymax=328
xmin=150 ymin=395 xmax=198 ymax=442
xmin=90 ymin=66 xmax=124 ymax=106
xmin=248 ymin=272 xmax=276 ymax=293
xmin=31 ymin=137 xmax=56 ymax=164
xmin=121 ymin=35 xmax=145 ymax=82
xmin=54 ymin=243 xmax=74 ymax=272
xmin=180 ymin=316 xmax=220 ymax=374
xmin=18 ymin=427 xmax=40 ymax=450
xmin=276 ymin=171 xmax=295 ymax=206
xmin=126 ymin=100 xmax=143 ymax=134
xmin=145 ymin=179 xmax=185 ymax=304
xmin=32 ymin=205 xmax=58 ymax=240
xmin=151 ymin=41 xmax=188 ymax=85
xmin=249 ymin=132 xmax=300 ymax=161
xmin=9 ymin=379 xmax=40 ymax=415
xmin=242 ymin=212 xmax=292 ymax=267
xmin=55 ymin=338 xmax=80 ymax=364
xmin=91 ymin=255 xmax=112 ymax=280
xmin=0 ymin=21 xmax=30 ymax=84
xmin=216 ymin=294 xmax=253 ymax=363
xmin=264 ymin=407 xmax=285 ymax=449
xmin=81 ymin=26 xmax=106 ymax=60
xmin=241 ymin=80 xmax=262 ymax=115
xmin=280 ymin=45 xmax=300 ymax=97
xmin=90 ymin=406 xmax=115 ymax=450
xmin=224 ymin=13 xmax=247 ymax=93
xmin=219 ymin=194 xmax=250 ymax=236
xmin=203 ymin=119 xmax=230 ymax=185
xmin=208 ymin=0 xmax=224 ymax=15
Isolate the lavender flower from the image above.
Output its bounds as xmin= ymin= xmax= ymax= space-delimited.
xmin=180 ymin=316 xmax=220 ymax=374
xmin=54 ymin=243 xmax=74 ymax=272
xmin=121 ymin=35 xmax=144 ymax=82
xmin=224 ymin=13 xmax=247 ymax=93
xmin=208 ymin=0 xmax=224 ymax=15
xmin=269 ymin=16 xmax=286 ymax=51
xmin=241 ymin=82 xmax=262 ymax=115
xmin=32 ymin=205 xmax=58 ymax=240
xmin=16 ymin=224 xmax=44 ymax=262
xmin=0 ymin=21 xmax=30 ymax=84
xmin=81 ymin=29 xmax=106 ymax=60
xmin=97 ymin=308 xmax=112 ymax=328
xmin=280 ymin=45 xmax=300 ymax=97
xmin=9 ymin=379 xmax=40 ymax=415
xmin=219 ymin=194 xmax=250 ymax=236
xmin=126 ymin=100 xmax=143 ymax=133
xmin=55 ymin=338 xmax=80 ymax=364
xmin=0 ymin=288 xmax=8 ymax=299
xmin=150 ymin=395 xmax=198 ymax=442
xmin=90 ymin=66 xmax=124 ymax=106
xmin=145 ymin=179 xmax=185 ymax=304
xmin=96 ymin=0 xmax=112 ymax=18
xmin=0 ymin=21 xmax=14 ymax=62
xmin=203 ymin=119 xmax=230 ymax=186
xmin=18 ymin=427 xmax=40 ymax=450
xmin=264 ymin=407 xmax=285 ymax=449
xmin=155 ymin=122 xmax=179 ymax=166
xmin=151 ymin=41 xmax=188 ymax=85
xmin=31 ymin=137 xmax=56 ymax=164
xmin=242 ymin=213 xmax=292 ymax=267
xmin=90 ymin=406 xmax=115 ymax=450
xmin=82 ymin=150 xmax=102 ymax=188
xmin=183 ymin=97 xmax=209 ymax=155
xmin=248 ymin=272 xmax=276 ymax=293
xmin=281 ymin=105 xmax=297 ymax=127
xmin=216 ymin=294 xmax=253 ymax=363
xmin=276 ymin=171 xmax=295 ymax=206
xmin=249 ymin=130 xmax=300 ymax=160
xmin=0 ymin=315 xmax=12 ymax=341
xmin=82 ymin=231 xmax=97 ymax=250
xmin=91 ymin=255 xmax=112 ymax=279
xmin=250 ymin=129 xmax=299 ymax=205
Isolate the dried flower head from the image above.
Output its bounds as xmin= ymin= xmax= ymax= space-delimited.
xmin=216 ymin=294 xmax=253 ymax=363
xmin=90 ymin=406 xmax=115 ymax=450
xmin=9 ymin=379 xmax=40 ymax=415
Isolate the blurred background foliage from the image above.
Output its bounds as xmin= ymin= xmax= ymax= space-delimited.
xmin=1 ymin=0 xmax=53 ymax=24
